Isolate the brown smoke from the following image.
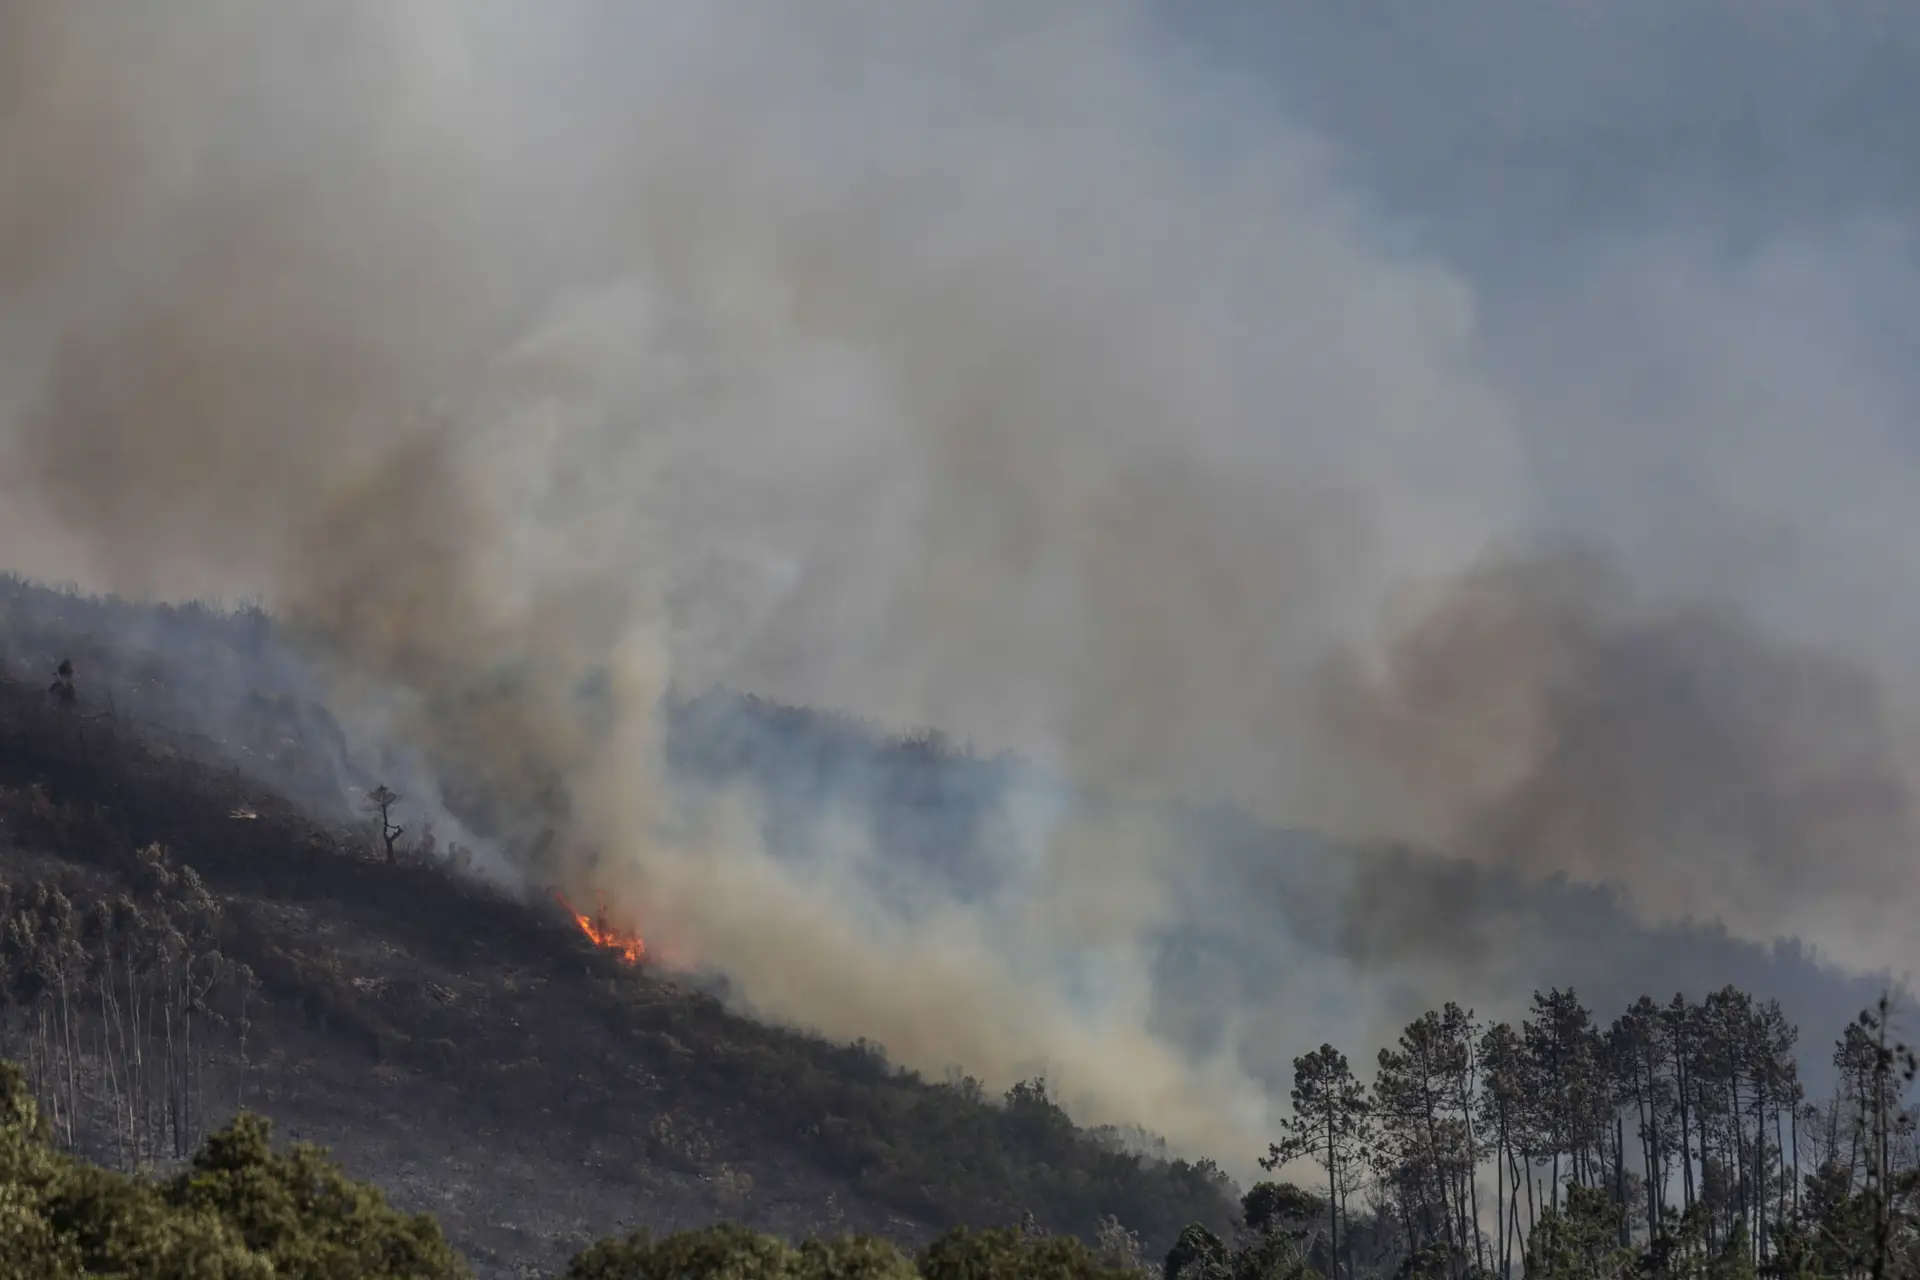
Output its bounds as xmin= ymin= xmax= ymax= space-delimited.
xmin=1322 ymin=550 xmax=1920 ymax=973
xmin=3 ymin=0 xmax=1915 ymax=1172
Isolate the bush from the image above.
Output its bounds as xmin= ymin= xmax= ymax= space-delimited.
xmin=2 ymin=1046 xmax=1228 ymax=1280
xmin=567 ymin=1222 xmax=917 ymax=1280
xmin=916 ymin=1226 xmax=1143 ymax=1280
xmin=0 ymin=1058 xmax=467 ymax=1278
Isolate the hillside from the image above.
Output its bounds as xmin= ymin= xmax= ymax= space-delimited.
xmin=0 ymin=1053 xmax=1195 ymax=1278
xmin=0 ymin=574 xmax=1900 ymax=1275
xmin=0 ymin=579 xmax=1237 ymax=1277
xmin=661 ymin=692 xmax=1894 ymax=1108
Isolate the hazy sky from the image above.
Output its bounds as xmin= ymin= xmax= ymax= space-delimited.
xmin=1171 ymin=0 xmax=1920 ymax=631
xmin=5 ymin=0 xmax=1919 ymax=1162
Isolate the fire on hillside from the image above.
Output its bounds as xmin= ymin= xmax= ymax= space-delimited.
xmin=555 ymin=890 xmax=647 ymax=965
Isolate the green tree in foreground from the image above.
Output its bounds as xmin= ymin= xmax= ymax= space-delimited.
xmin=568 ymin=1223 xmax=1148 ymax=1280
xmin=566 ymin=1221 xmax=914 ymax=1280
xmin=0 ymin=1057 xmax=467 ymax=1278
xmin=1263 ymin=1045 xmax=1370 ymax=1280
xmin=1 ymin=1050 xmax=1170 ymax=1280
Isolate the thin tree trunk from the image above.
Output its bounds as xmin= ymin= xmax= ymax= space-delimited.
xmin=1616 ymin=1115 xmax=1629 ymax=1247
xmin=1642 ymin=1050 xmax=1662 ymax=1241
xmin=1848 ymin=1070 xmax=1866 ymax=1188
xmin=1415 ymin=1077 xmax=1459 ymax=1267
xmin=1677 ymin=1043 xmax=1696 ymax=1214
xmin=1774 ymin=1105 xmax=1787 ymax=1244
xmin=1754 ymin=1072 xmax=1768 ymax=1262
xmin=1495 ymin=1125 xmax=1506 ymax=1279
xmin=1327 ymin=1109 xmax=1340 ymax=1280
xmin=1508 ymin=1172 xmax=1523 ymax=1280
xmin=163 ymin=993 xmax=177 ymax=1157
xmin=1726 ymin=1060 xmax=1746 ymax=1254
xmin=1790 ymin=1104 xmax=1800 ymax=1216
xmin=1524 ymin=1159 xmax=1537 ymax=1238
xmin=100 ymin=981 xmax=129 ymax=1168
xmin=1341 ymin=1181 xmax=1353 ymax=1280
xmin=1466 ymin=1113 xmax=1486 ymax=1276
xmin=58 ymin=976 xmax=78 ymax=1150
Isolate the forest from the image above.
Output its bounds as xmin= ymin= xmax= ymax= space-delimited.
xmin=1231 ymin=988 xmax=1920 ymax=1280
xmin=3 ymin=989 xmax=1916 ymax=1278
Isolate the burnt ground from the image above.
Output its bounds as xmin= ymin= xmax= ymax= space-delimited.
xmin=0 ymin=585 xmax=1238 ymax=1278
xmin=0 ymin=826 xmax=936 ymax=1280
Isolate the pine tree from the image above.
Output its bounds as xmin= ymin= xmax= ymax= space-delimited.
xmin=1265 ymin=1045 xmax=1372 ymax=1280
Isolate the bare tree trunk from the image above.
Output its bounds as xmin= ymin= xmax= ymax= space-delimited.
xmin=1616 ymin=1116 xmax=1629 ymax=1247
xmin=1524 ymin=1160 xmax=1537 ymax=1240
xmin=1726 ymin=1061 xmax=1747 ymax=1258
xmin=1677 ymin=1046 xmax=1696 ymax=1214
xmin=1326 ymin=1109 xmax=1340 ymax=1280
xmin=1770 ymin=1096 xmax=1787 ymax=1258
xmin=1495 ymin=1126 xmax=1506 ymax=1280
xmin=58 ymin=973 xmax=79 ymax=1150
xmin=1790 ymin=1105 xmax=1800 ymax=1216
xmin=163 ymin=993 xmax=177 ymax=1158
xmin=1754 ymin=1072 xmax=1768 ymax=1262
xmin=1507 ymin=1170 xmax=1522 ymax=1280
xmin=1465 ymin=1106 xmax=1486 ymax=1275
xmin=100 ymin=987 xmax=129 ymax=1168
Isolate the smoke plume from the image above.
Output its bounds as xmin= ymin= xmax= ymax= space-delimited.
xmin=1322 ymin=550 xmax=1920 ymax=976
xmin=4 ymin=0 xmax=1918 ymax=1166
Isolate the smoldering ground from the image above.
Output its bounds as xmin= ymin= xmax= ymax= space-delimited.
xmin=3 ymin=0 xmax=1920 ymax=1169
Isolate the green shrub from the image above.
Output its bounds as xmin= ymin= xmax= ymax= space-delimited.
xmin=565 ymin=1222 xmax=916 ymax=1280
xmin=915 ymin=1226 xmax=1142 ymax=1280
xmin=0 ymin=1058 xmax=466 ymax=1279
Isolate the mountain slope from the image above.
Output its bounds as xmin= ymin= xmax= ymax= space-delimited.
xmin=0 ymin=573 xmax=1898 ymax=1274
xmin=0 ymin=581 xmax=1237 ymax=1277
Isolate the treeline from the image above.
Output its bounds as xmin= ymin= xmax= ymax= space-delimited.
xmin=1247 ymin=989 xmax=1920 ymax=1280
xmin=0 ymin=841 xmax=257 ymax=1171
xmin=7 ymin=958 xmax=1911 ymax=1280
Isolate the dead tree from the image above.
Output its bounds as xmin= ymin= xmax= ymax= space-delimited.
xmin=366 ymin=784 xmax=405 ymax=865
xmin=47 ymin=658 xmax=75 ymax=707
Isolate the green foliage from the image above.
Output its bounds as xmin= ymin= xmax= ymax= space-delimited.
xmin=917 ymin=1225 xmax=1144 ymax=1280
xmin=1163 ymin=1224 xmax=1232 ymax=1280
xmin=0 ymin=1059 xmax=266 ymax=1277
xmin=1160 ymin=1218 xmax=1316 ymax=1280
xmin=566 ymin=1222 xmax=917 ymax=1280
xmin=0 ymin=1056 xmax=466 ymax=1278
xmin=1226 ymin=1229 xmax=1317 ymax=1280
xmin=567 ymin=1224 xmax=1153 ymax=1280
xmin=1526 ymin=1185 xmax=1636 ymax=1280
xmin=1240 ymin=1184 xmax=1324 ymax=1240
xmin=166 ymin=1111 xmax=468 ymax=1278
xmin=0 ymin=846 xmax=259 ymax=1163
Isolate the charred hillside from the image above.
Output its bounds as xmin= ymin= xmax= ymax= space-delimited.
xmin=0 ymin=573 xmax=1900 ymax=1277
xmin=0 ymin=578 xmax=1237 ymax=1278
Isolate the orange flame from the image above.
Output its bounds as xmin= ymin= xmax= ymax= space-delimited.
xmin=555 ymin=890 xmax=647 ymax=965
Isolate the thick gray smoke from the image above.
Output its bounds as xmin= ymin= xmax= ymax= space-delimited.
xmin=3 ymin=0 xmax=1918 ymax=1167
xmin=1322 ymin=550 xmax=1920 ymax=976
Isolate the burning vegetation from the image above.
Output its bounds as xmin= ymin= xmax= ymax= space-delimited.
xmin=556 ymin=890 xmax=647 ymax=965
